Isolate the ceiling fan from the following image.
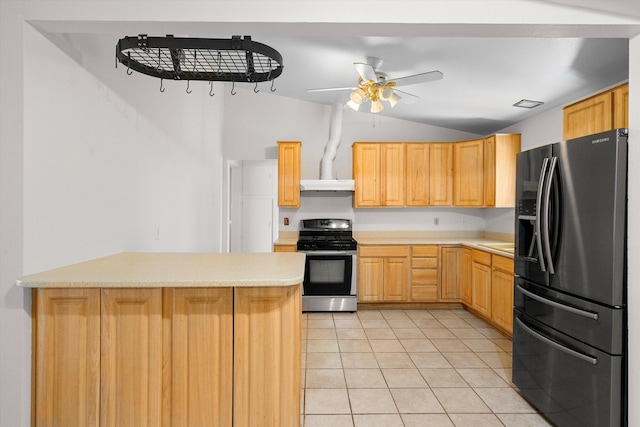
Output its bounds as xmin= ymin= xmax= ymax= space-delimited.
xmin=307 ymin=56 xmax=443 ymax=113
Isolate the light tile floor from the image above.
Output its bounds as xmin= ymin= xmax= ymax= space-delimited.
xmin=301 ymin=308 xmax=554 ymax=427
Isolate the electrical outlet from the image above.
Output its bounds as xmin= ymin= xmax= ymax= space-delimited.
xmin=434 ymin=217 xmax=439 ymax=226
xmin=284 ymin=217 xmax=289 ymax=226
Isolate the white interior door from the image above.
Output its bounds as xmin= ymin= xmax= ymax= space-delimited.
xmin=229 ymin=160 xmax=277 ymax=253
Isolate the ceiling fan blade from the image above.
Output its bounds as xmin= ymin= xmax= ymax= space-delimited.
xmin=307 ymin=86 xmax=356 ymax=93
xmin=354 ymin=62 xmax=378 ymax=82
xmin=393 ymin=89 xmax=420 ymax=104
xmin=389 ymin=70 xmax=443 ymax=87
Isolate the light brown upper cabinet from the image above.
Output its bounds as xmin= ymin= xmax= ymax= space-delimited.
xmin=405 ymin=143 xmax=430 ymax=206
xmin=429 ymin=143 xmax=454 ymax=206
xmin=453 ymin=139 xmax=485 ymax=207
xmin=353 ymin=143 xmax=405 ymax=207
xmin=353 ymin=143 xmax=381 ymax=207
xmin=277 ymin=141 xmax=301 ymax=208
xmin=483 ymin=134 xmax=521 ymax=207
xmin=563 ymin=83 xmax=628 ymax=140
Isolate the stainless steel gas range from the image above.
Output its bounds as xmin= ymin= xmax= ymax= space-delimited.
xmin=296 ymin=219 xmax=357 ymax=312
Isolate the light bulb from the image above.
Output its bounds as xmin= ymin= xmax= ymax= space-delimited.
xmin=370 ymin=99 xmax=384 ymax=113
xmin=346 ymin=100 xmax=360 ymax=111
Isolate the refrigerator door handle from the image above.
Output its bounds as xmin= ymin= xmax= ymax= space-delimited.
xmin=535 ymin=158 xmax=550 ymax=272
xmin=541 ymin=157 xmax=557 ymax=274
xmin=516 ymin=284 xmax=599 ymax=320
xmin=515 ymin=317 xmax=598 ymax=365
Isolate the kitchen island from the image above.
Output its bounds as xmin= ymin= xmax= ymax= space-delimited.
xmin=18 ymin=252 xmax=306 ymax=427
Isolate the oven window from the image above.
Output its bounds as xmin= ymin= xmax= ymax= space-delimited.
xmin=309 ymin=259 xmax=345 ymax=283
xmin=304 ymin=255 xmax=353 ymax=296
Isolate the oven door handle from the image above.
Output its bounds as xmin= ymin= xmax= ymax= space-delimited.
xmin=299 ymin=250 xmax=356 ymax=256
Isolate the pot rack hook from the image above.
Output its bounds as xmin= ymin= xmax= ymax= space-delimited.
xmin=231 ymin=81 xmax=237 ymax=96
xmin=270 ymin=79 xmax=276 ymax=93
xmin=253 ymin=82 xmax=260 ymax=93
xmin=209 ymin=81 xmax=215 ymax=97
xmin=186 ymin=80 xmax=192 ymax=94
xmin=126 ymin=53 xmax=133 ymax=75
xmin=160 ymin=78 xmax=165 ymax=93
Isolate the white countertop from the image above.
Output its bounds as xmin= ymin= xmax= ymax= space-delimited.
xmin=17 ymin=252 xmax=307 ymax=288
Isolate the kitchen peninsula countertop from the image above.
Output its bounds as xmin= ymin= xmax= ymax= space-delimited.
xmin=17 ymin=252 xmax=306 ymax=288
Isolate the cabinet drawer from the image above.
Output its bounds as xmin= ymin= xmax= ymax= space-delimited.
xmin=492 ymin=254 xmax=513 ymax=273
xmin=412 ymin=258 xmax=438 ymax=269
xmin=359 ymin=245 xmax=409 ymax=257
xmin=471 ymin=249 xmax=492 ymax=266
xmin=412 ymin=269 xmax=438 ymax=285
xmin=412 ymin=246 xmax=439 ymax=257
xmin=411 ymin=285 xmax=438 ymax=302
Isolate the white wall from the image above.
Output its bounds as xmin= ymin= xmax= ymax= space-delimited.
xmin=22 ymin=28 xmax=225 ymax=274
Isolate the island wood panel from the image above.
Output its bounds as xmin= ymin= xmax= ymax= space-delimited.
xmin=170 ymin=288 xmax=233 ymax=427
xmin=33 ymin=288 xmax=101 ymax=427
xmin=234 ymin=286 xmax=301 ymax=427
xmin=100 ymin=288 xmax=163 ymax=427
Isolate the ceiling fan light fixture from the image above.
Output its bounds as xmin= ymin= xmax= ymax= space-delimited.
xmin=379 ymin=86 xmax=394 ymax=101
xmin=346 ymin=100 xmax=361 ymax=111
xmin=388 ymin=92 xmax=402 ymax=107
xmin=350 ymin=88 xmax=367 ymax=104
xmin=371 ymin=99 xmax=384 ymax=113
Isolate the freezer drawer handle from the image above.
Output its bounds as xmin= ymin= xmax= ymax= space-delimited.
xmin=517 ymin=284 xmax=599 ymax=320
xmin=516 ymin=317 xmax=598 ymax=365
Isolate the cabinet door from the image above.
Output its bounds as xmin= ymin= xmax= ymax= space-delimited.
xmin=34 ymin=288 xmax=101 ymax=427
xmin=491 ymin=256 xmax=514 ymax=335
xmin=471 ymin=261 xmax=492 ymax=318
xmin=563 ymin=91 xmax=613 ymax=140
xmin=440 ymin=247 xmax=462 ymax=301
xmin=429 ymin=143 xmax=453 ymax=206
xmin=101 ymin=288 xmax=163 ymax=427
xmin=381 ymin=143 xmax=405 ymax=206
xmin=461 ymin=249 xmax=472 ymax=305
xmin=453 ymin=140 xmax=484 ymax=206
xmin=383 ymin=257 xmax=409 ymax=301
xmin=171 ymin=288 xmax=233 ymax=427
xmin=483 ymin=136 xmax=496 ymax=207
xmin=405 ymin=144 xmax=429 ymax=206
xmin=353 ymin=143 xmax=381 ymax=207
xmin=277 ymin=141 xmax=300 ymax=208
xmin=234 ymin=285 xmax=301 ymax=427
xmin=358 ymin=257 xmax=384 ymax=302
xmin=613 ymin=84 xmax=629 ymax=129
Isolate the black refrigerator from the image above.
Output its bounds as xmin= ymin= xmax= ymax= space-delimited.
xmin=512 ymin=128 xmax=628 ymax=427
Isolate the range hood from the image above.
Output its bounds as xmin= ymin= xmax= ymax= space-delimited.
xmin=300 ymin=179 xmax=355 ymax=192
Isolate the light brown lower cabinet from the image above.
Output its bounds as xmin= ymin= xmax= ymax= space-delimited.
xmin=358 ymin=246 xmax=409 ymax=302
xmin=33 ymin=286 xmax=300 ymax=427
xmin=461 ymin=248 xmax=472 ymax=305
xmin=440 ymin=246 xmax=462 ymax=301
xmin=490 ymin=255 xmax=515 ymax=334
xmin=410 ymin=245 xmax=439 ymax=301
xmin=470 ymin=249 xmax=492 ymax=318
